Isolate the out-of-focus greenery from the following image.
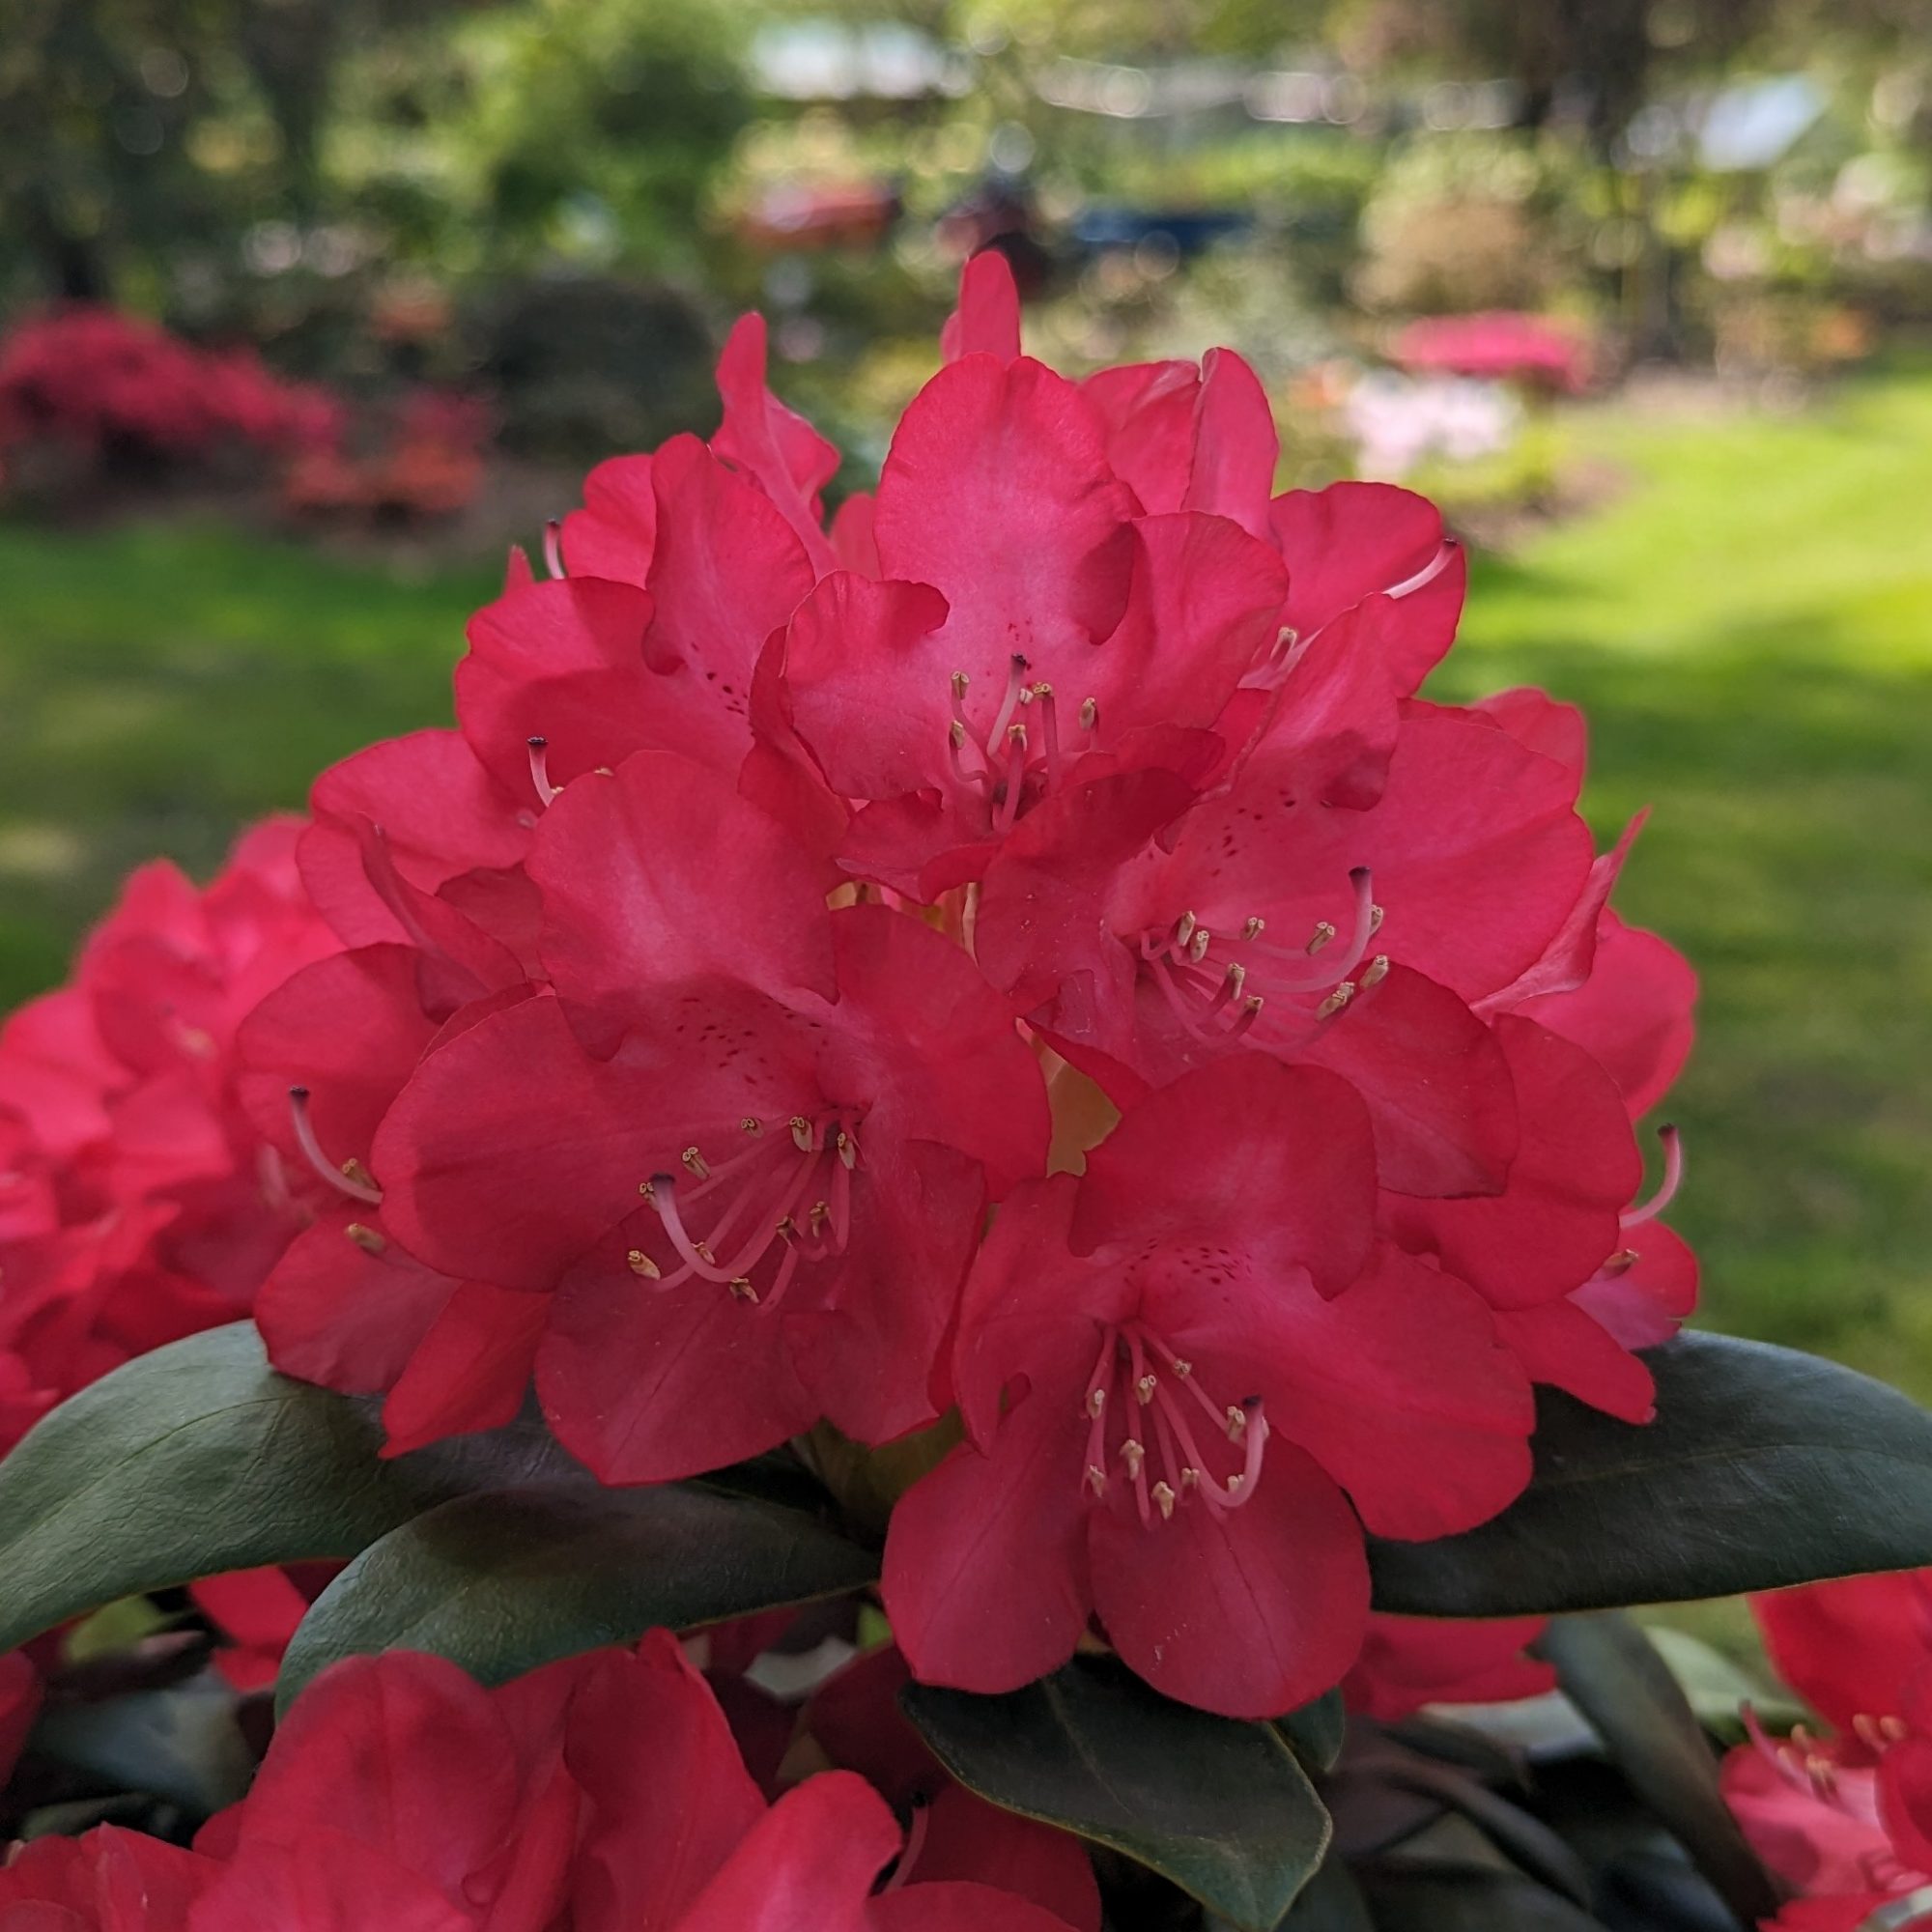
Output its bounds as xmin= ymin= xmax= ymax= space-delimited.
xmin=0 ymin=523 xmax=490 ymax=999
xmin=1439 ymin=362 xmax=1932 ymax=1402
xmin=325 ymin=0 xmax=753 ymax=280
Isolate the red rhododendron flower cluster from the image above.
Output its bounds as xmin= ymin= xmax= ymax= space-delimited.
xmin=0 ymin=824 xmax=338 ymax=1454
xmin=0 ymin=1629 xmax=1089 ymax=1932
xmin=0 ymin=255 xmax=1699 ymax=1726
xmin=1724 ymin=1572 xmax=1932 ymax=1929
xmin=0 ymin=306 xmax=344 ymax=469
xmin=0 ymin=827 xmax=346 ymax=1696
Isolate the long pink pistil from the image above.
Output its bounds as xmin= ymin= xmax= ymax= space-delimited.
xmin=1244 ymin=867 xmax=1379 ymax=990
xmin=1623 ymin=1124 xmax=1683 ymax=1226
xmin=941 ymin=658 xmax=1097 ymax=830
xmin=642 ymin=1114 xmax=859 ymax=1307
xmin=286 ymin=1087 xmax=383 ymax=1206
xmin=1078 ymin=1320 xmax=1270 ymax=1520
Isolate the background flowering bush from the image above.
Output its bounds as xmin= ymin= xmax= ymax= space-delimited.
xmin=2 ymin=258 xmax=1931 ymax=1931
xmin=0 ymin=307 xmax=342 ymax=473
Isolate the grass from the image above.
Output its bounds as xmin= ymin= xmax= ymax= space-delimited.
xmin=2 ymin=367 xmax=1928 ymax=1417
xmin=0 ymin=523 xmax=497 ymax=1001
xmin=1439 ymin=366 xmax=1932 ymax=1405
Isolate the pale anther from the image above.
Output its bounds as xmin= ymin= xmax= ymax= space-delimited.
xmin=681 ymin=1146 xmax=709 ymax=1179
xmin=1188 ymin=927 xmax=1211 ymax=963
xmin=1226 ymin=1406 xmax=1247 ymax=1440
xmin=1175 ymin=910 xmax=1198 ymax=949
xmin=1306 ymin=921 xmax=1337 ymax=954
xmin=1359 ymin=953 xmax=1390 ymax=989
xmin=1085 ymin=1387 xmax=1106 ymax=1418
xmin=1242 ymin=916 xmax=1265 ymax=940
xmin=790 ymin=1116 xmax=813 ymax=1151
xmin=729 ymin=1277 xmax=759 ymax=1302
xmin=1078 ymin=696 xmax=1098 ymax=731
xmin=1135 ymin=1374 xmax=1157 ymax=1405
xmin=1317 ymin=981 xmax=1356 ymax=1019
xmin=1086 ymin=1464 xmax=1108 ymax=1497
xmin=952 ymin=670 xmax=970 ymax=698
xmin=345 ymin=1223 xmax=385 ymax=1254
xmin=1151 ymin=1481 xmax=1177 ymax=1520
xmin=1121 ymin=1438 xmax=1145 ymax=1477
xmin=626 ymin=1249 xmax=661 ymax=1280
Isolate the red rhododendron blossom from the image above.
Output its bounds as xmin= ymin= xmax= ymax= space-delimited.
xmin=0 ymin=1632 xmax=1083 ymax=1932
xmin=0 ymin=253 xmax=1706 ymax=1733
xmin=805 ymin=1643 xmax=1103 ymax=1931
xmin=1721 ymin=1572 xmax=1932 ymax=1929
xmin=1341 ymin=1614 xmax=1553 ymax=1722
xmin=883 ymin=1056 xmax=1535 ymax=1717
xmin=367 ymin=752 xmax=1048 ymax=1481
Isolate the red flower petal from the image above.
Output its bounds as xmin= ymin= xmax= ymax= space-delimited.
xmin=564 ymin=1634 xmax=766 ymax=1932
xmin=1088 ymin=1435 xmax=1369 ymax=1719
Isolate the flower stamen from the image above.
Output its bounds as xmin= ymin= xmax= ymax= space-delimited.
xmin=286 ymin=1087 xmax=383 ymax=1205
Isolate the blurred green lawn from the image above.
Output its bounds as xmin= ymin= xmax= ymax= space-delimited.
xmin=2 ymin=367 xmax=1928 ymax=1409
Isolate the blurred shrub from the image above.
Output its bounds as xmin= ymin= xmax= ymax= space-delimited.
xmin=471 ymin=275 xmax=716 ymax=461
xmin=1354 ymin=131 xmax=1597 ymax=315
xmin=0 ymin=305 xmax=341 ymax=503
xmin=281 ymin=386 xmax=489 ymax=524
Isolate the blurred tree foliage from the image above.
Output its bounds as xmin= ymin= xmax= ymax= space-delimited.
xmin=0 ymin=0 xmax=758 ymax=311
xmin=0 ymin=0 xmax=465 ymax=304
xmin=327 ymin=0 xmax=752 ymax=278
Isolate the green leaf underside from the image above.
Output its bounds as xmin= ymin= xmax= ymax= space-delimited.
xmin=1370 ymin=1333 xmax=1932 ymax=1616
xmin=277 ymin=1481 xmax=878 ymax=1711
xmin=1276 ymin=1689 xmax=1347 ymax=1776
xmin=1273 ymin=1858 xmax=1376 ymax=1930
xmin=1355 ymin=1863 xmax=1608 ymax=1930
xmin=1540 ymin=1612 xmax=1781 ymax=1927
xmin=0 ymin=1323 xmax=579 ymax=1657
xmin=902 ymin=1657 xmax=1331 ymax=1932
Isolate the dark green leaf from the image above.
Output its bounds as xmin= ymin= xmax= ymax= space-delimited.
xmin=1539 ymin=1613 xmax=1779 ymax=1928
xmin=1646 ymin=1626 xmax=1804 ymax=1743
xmin=1381 ymin=1761 xmax=1592 ymax=1908
xmin=278 ymin=1481 xmax=877 ymax=1711
xmin=1277 ymin=1690 xmax=1346 ymax=1776
xmin=0 ymin=1323 xmax=578 ymax=1657
xmin=902 ymin=1657 xmax=1331 ymax=1932
xmin=30 ymin=1671 xmax=254 ymax=1816
xmin=1598 ymin=1851 xmax=1746 ymax=1932
xmin=1384 ymin=1715 xmax=1528 ymax=1787
xmin=1270 ymin=1857 xmax=1376 ymax=1930
xmin=1357 ymin=1862 xmax=1609 ymax=1930
xmin=1371 ymin=1334 xmax=1932 ymax=1615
